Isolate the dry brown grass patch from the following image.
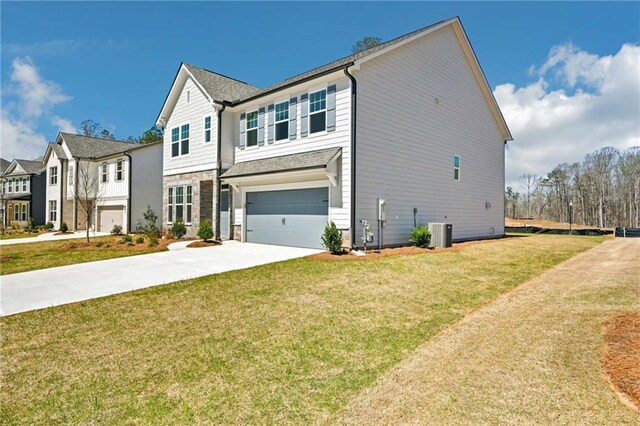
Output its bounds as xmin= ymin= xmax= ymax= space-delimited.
xmin=602 ymin=311 xmax=640 ymax=412
xmin=187 ymin=240 xmax=222 ymax=248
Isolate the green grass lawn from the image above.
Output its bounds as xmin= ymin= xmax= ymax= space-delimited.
xmin=0 ymin=234 xmax=606 ymax=424
xmin=0 ymin=232 xmax=40 ymax=240
xmin=0 ymin=236 xmax=168 ymax=275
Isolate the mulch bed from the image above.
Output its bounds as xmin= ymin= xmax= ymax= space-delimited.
xmin=602 ymin=311 xmax=640 ymax=413
xmin=187 ymin=240 xmax=222 ymax=248
xmin=56 ymin=237 xmax=175 ymax=252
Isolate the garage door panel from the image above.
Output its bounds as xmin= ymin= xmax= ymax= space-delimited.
xmin=246 ymin=188 xmax=328 ymax=249
xmin=99 ymin=206 xmax=124 ymax=233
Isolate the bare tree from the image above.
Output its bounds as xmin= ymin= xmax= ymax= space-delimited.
xmin=519 ymin=173 xmax=537 ymax=219
xmin=75 ymin=160 xmax=103 ymax=242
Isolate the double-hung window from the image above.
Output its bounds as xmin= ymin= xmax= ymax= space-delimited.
xmin=22 ymin=178 xmax=27 ymax=192
xmin=115 ymin=160 xmax=124 ymax=181
xmin=181 ymin=124 xmax=190 ymax=155
xmin=454 ymin=155 xmax=460 ymax=181
xmin=101 ymin=163 xmax=108 ymax=183
xmin=49 ymin=200 xmax=57 ymax=222
xmin=168 ymin=188 xmax=174 ymax=223
xmin=309 ymin=89 xmax=327 ymax=134
xmin=21 ymin=203 xmax=28 ymax=221
xmin=186 ymin=186 xmax=192 ymax=224
xmin=246 ymin=111 xmax=258 ymax=147
xmin=167 ymin=185 xmax=193 ymax=224
xmin=175 ymin=187 xmax=184 ymax=221
xmin=50 ymin=166 xmax=58 ymax=185
xmin=275 ymin=101 xmax=289 ymax=141
xmin=204 ymin=116 xmax=212 ymax=143
xmin=171 ymin=127 xmax=180 ymax=157
xmin=8 ymin=179 xmax=13 ymax=193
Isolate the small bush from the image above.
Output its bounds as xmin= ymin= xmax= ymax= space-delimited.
xmin=171 ymin=218 xmax=187 ymax=239
xmin=143 ymin=205 xmax=159 ymax=236
xmin=59 ymin=222 xmax=68 ymax=233
xmin=45 ymin=221 xmax=54 ymax=230
xmin=121 ymin=234 xmax=132 ymax=243
xmin=148 ymin=236 xmax=159 ymax=247
xmin=198 ymin=219 xmax=214 ymax=242
xmin=27 ymin=217 xmax=35 ymax=231
xmin=410 ymin=223 xmax=431 ymax=248
xmin=127 ymin=242 xmax=134 ymax=247
xmin=321 ymin=221 xmax=343 ymax=254
xmin=111 ymin=224 xmax=123 ymax=235
xmin=135 ymin=236 xmax=145 ymax=244
xmin=96 ymin=241 xmax=104 ymax=247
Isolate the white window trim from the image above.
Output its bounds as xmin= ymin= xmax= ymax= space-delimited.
xmin=309 ymin=88 xmax=328 ymax=135
xmin=203 ymin=115 xmax=212 ymax=144
xmin=167 ymin=187 xmax=174 ymax=224
xmin=244 ymin=110 xmax=259 ymax=149
xmin=167 ymin=185 xmax=193 ymax=225
xmin=101 ymin=162 xmax=109 ymax=184
xmin=115 ymin=159 xmax=124 ymax=182
xmin=454 ymin=154 xmax=461 ymax=181
xmin=49 ymin=166 xmax=58 ymax=185
xmin=49 ymin=200 xmax=57 ymax=222
xmin=170 ymin=121 xmax=191 ymax=158
xmin=22 ymin=177 xmax=28 ymax=192
xmin=274 ymin=99 xmax=290 ymax=142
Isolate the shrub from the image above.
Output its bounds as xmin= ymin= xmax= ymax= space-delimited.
xmin=171 ymin=218 xmax=187 ymax=239
xmin=321 ymin=221 xmax=343 ymax=254
xmin=111 ymin=224 xmax=123 ymax=235
xmin=27 ymin=217 xmax=35 ymax=231
xmin=198 ymin=219 xmax=214 ymax=242
xmin=96 ymin=241 xmax=104 ymax=247
xmin=59 ymin=222 xmax=68 ymax=233
xmin=127 ymin=242 xmax=134 ymax=247
xmin=135 ymin=236 xmax=145 ymax=244
xmin=143 ymin=205 xmax=159 ymax=236
xmin=148 ymin=236 xmax=159 ymax=247
xmin=121 ymin=234 xmax=132 ymax=243
xmin=45 ymin=221 xmax=54 ymax=230
xmin=410 ymin=223 xmax=431 ymax=248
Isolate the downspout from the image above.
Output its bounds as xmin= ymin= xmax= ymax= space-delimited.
xmin=214 ymin=101 xmax=227 ymax=241
xmin=124 ymin=152 xmax=133 ymax=233
xmin=344 ymin=65 xmax=357 ymax=249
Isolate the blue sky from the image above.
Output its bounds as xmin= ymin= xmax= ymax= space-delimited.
xmin=1 ymin=2 xmax=639 ymax=185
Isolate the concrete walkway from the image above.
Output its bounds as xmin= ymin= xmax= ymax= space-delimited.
xmin=0 ymin=231 xmax=109 ymax=246
xmin=0 ymin=241 xmax=320 ymax=316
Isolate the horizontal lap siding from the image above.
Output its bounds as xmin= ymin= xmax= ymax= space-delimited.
xmin=232 ymin=77 xmax=351 ymax=230
xmin=356 ymin=26 xmax=505 ymax=245
xmin=131 ymin=143 xmax=163 ymax=231
xmin=164 ymin=78 xmax=216 ymax=175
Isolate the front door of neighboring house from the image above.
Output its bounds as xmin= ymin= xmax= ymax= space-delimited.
xmin=220 ymin=188 xmax=229 ymax=239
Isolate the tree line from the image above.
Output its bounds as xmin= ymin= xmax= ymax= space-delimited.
xmin=78 ymin=119 xmax=163 ymax=145
xmin=506 ymin=146 xmax=640 ymax=228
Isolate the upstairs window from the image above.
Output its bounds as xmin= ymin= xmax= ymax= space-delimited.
xmin=171 ymin=124 xmax=190 ymax=157
xmin=246 ymin=111 xmax=258 ymax=147
xmin=275 ymin=101 xmax=289 ymax=141
xmin=115 ymin=160 xmax=124 ymax=181
xmin=171 ymin=127 xmax=180 ymax=157
xmin=101 ymin=163 xmax=108 ymax=183
xmin=8 ymin=179 xmax=13 ymax=193
xmin=22 ymin=177 xmax=27 ymax=192
xmin=309 ymin=89 xmax=327 ymax=134
xmin=181 ymin=124 xmax=190 ymax=155
xmin=204 ymin=116 xmax=212 ymax=143
xmin=50 ymin=166 xmax=58 ymax=185
xmin=454 ymin=155 xmax=460 ymax=181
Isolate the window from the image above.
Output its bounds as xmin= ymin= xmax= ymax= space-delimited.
xmin=49 ymin=166 xmax=58 ymax=185
xmin=22 ymin=177 xmax=27 ymax=192
xmin=171 ymin=127 xmax=180 ymax=157
xmin=275 ymin=101 xmax=289 ymax=141
xmin=309 ymin=89 xmax=327 ymax=134
xmin=204 ymin=116 xmax=212 ymax=143
xmin=115 ymin=160 xmax=124 ymax=181
xmin=181 ymin=124 xmax=190 ymax=155
xmin=21 ymin=203 xmax=28 ymax=221
xmin=101 ymin=163 xmax=108 ymax=183
xmin=246 ymin=111 xmax=258 ymax=147
xmin=168 ymin=187 xmax=174 ymax=223
xmin=8 ymin=179 xmax=13 ymax=193
xmin=167 ymin=185 xmax=192 ymax=224
xmin=454 ymin=154 xmax=460 ymax=181
xmin=49 ymin=200 xmax=57 ymax=222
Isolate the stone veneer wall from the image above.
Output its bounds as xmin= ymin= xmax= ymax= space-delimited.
xmin=163 ymin=170 xmax=216 ymax=238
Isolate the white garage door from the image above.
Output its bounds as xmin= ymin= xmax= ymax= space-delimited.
xmin=246 ymin=187 xmax=328 ymax=249
xmin=99 ymin=206 xmax=124 ymax=232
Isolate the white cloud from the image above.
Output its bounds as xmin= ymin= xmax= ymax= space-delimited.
xmin=0 ymin=57 xmax=74 ymax=160
xmin=495 ymin=42 xmax=640 ymax=188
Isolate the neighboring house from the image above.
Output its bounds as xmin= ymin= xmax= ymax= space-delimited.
xmin=156 ymin=17 xmax=512 ymax=249
xmin=1 ymin=159 xmax=47 ymax=227
xmin=0 ymin=158 xmax=10 ymax=226
xmin=42 ymin=133 xmax=163 ymax=232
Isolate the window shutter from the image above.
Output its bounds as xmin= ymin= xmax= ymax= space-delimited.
xmin=239 ymin=113 xmax=246 ymax=150
xmin=257 ymin=107 xmax=265 ymax=146
xmin=289 ymin=97 xmax=297 ymax=140
xmin=327 ymin=84 xmax=337 ymax=132
xmin=267 ymin=104 xmax=275 ymax=144
xmin=300 ymin=93 xmax=309 ymax=137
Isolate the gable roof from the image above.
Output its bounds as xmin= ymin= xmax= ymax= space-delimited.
xmin=58 ymin=133 xmax=137 ymax=159
xmin=0 ymin=158 xmax=10 ymax=174
xmin=2 ymin=159 xmax=46 ymax=177
xmin=183 ymin=64 xmax=260 ymax=103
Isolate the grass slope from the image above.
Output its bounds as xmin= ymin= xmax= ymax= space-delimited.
xmin=1 ymin=235 xmax=604 ymax=424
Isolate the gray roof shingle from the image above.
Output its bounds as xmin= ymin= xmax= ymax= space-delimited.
xmin=48 ymin=142 xmax=68 ymax=160
xmin=0 ymin=158 xmax=10 ymax=174
xmin=2 ymin=159 xmax=46 ymax=176
xmin=60 ymin=133 xmax=137 ymax=159
xmin=221 ymin=148 xmax=341 ymax=179
xmin=183 ymin=63 xmax=261 ymax=103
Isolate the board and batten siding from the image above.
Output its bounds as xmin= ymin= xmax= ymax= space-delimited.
xmin=98 ymin=157 xmax=128 ymax=199
xmin=229 ymin=74 xmax=352 ymax=231
xmin=163 ymin=77 xmax=217 ymax=176
xmin=355 ymin=25 xmax=505 ymax=245
xmin=45 ymin=150 xmax=62 ymax=229
xmin=130 ymin=143 xmax=163 ymax=230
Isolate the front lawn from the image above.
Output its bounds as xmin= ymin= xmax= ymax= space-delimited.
xmin=0 ymin=232 xmax=41 ymax=240
xmin=0 ymin=234 xmax=605 ymax=424
xmin=0 ymin=235 xmax=171 ymax=275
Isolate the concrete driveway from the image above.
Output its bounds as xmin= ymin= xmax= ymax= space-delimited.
xmin=0 ymin=241 xmax=320 ymax=316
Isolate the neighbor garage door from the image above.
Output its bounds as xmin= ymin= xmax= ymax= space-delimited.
xmin=99 ymin=206 xmax=124 ymax=232
xmin=246 ymin=187 xmax=328 ymax=249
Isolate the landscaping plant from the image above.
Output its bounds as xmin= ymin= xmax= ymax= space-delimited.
xmin=148 ymin=236 xmax=159 ymax=247
xmin=143 ymin=205 xmax=159 ymax=237
xmin=121 ymin=234 xmax=133 ymax=243
xmin=171 ymin=218 xmax=187 ymax=239
xmin=111 ymin=224 xmax=123 ymax=235
xmin=45 ymin=222 xmax=54 ymax=230
xmin=410 ymin=223 xmax=431 ymax=248
xmin=198 ymin=219 xmax=214 ymax=242
xmin=135 ymin=236 xmax=145 ymax=244
xmin=321 ymin=221 xmax=343 ymax=254
xmin=59 ymin=222 xmax=68 ymax=233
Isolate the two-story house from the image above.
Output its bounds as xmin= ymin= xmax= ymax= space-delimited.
xmin=42 ymin=133 xmax=163 ymax=232
xmin=156 ymin=17 xmax=512 ymax=249
xmin=1 ymin=159 xmax=47 ymax=227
